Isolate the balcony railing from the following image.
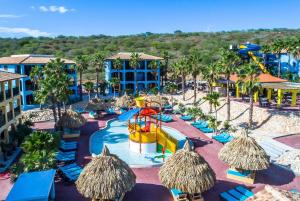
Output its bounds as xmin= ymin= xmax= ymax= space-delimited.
xmin=0 ymin=114 xmax=5 ymax=127
xmin=13 ymin=87 xmax=19 ymax=96
xmin=14 ymin=106 xmax=21 ymax=117
xmin=5 ymin=90 xmax=11 ymax=99
xmin=7 ymin=111 xmax=13 ymax=122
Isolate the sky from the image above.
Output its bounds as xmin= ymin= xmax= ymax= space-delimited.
xmin=1 ymin=0 xmax=300 ymax=38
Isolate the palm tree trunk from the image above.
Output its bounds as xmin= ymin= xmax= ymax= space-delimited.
xmin=88 ymin=92 xmax=91 ymax=101
xmin=226 ymin=76 xmax=230 ymax=121
xmin=96 ymin=71 xmax=99 ymax=97
xmin=249 ymin=90 xmax=254 ymax=128
xmin=118 ymin=71 xmax=121 ymax=96
xmin=193 ymin=75 xmax=197 ymax=105
xmin=57 ymin=102 xmax=62 ymax=120
xmin=51 ymin=98 xmax=57 ymax=123
xmin=79 ymin=72 xmax=83 ymax=100
xmin=208 ymin=84 xmax=213 ymax=113
xmin=182 ymin=75 xmax=186 ymax=101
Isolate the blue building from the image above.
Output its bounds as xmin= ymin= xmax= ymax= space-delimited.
xmin=0 ymin=54 xmax=78 ymax=110
xmin=105 ymin=52 xmax=163 ymax=95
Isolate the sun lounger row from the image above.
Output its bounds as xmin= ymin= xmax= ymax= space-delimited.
xmin=220 ymin=186 xmax=254 ymax=201
xmin=212 ymin=132 xmax=234 ymax=144
xmin=58 ymin=163 xmax=83 ymax=182
xmin=170 ymin=188 xmax=203 ymax=201
xmin=60 ymin=140 xmax=78 ymax=151
xmin=152 ymin=114 xmax=173 ymax=122
xmin=180 ymin=115 xmax=192 ymax=121
xmin=56 ymin=151 xmax=76 ymax=162
xmin=191 ymin=121 xmax=214 ymax=133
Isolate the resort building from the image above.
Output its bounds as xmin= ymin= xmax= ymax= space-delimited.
xmin=105 ymin=52 xmax=163 ymax=95
xmin=0 ymin=54 xmax=78 ymax=109
xmin=0 ymin=71 xmax=25 ymax=167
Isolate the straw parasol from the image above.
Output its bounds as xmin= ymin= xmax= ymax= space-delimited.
xmin=246 ymin=185 xmax=300 ymax=201
xmin=218 ymin=130 xmax=270 ymax=171
xmin=84 ymin=98 xmax=112 ymax=111
xmin=76 ymin=146 xmax=136 ymax=201
xmin=57 ymin=109 xmax=86 ymax=129
xmin=159 ymin=142 xmax=216 ymax=194
xmin=115 ymin=92 xmax=132 ymax=108
xmin=145 ymin=94 xmax=169 ymax=107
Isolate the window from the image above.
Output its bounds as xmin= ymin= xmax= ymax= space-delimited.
xmin=125 ymin=72 xmax=134 ymax=81
xmin=3 ymin=65 xmax=8 ymax=71
xmin=26 ymin=94 xmax=34 ymax=105
xmin=16 ymin=65 xmax=21 ymax=74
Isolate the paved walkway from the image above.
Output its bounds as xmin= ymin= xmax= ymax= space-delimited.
xmin=275 ymin=135 xmax=300 ymax=149
xmin=1 ymin=114 xmax=300 ymax=201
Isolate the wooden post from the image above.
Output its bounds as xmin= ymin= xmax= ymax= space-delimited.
xmin=291 ymin=90 xmax=297 ymax=107
xmin=267 ymin=88 xmax=272 ymax=102
xmin=254 ymin=91 xmax=259 ymax=102
xmin=277 ymin=89 xmax=283 ymax=108
xmin=235 ymin=84 xmax=240 ymax=98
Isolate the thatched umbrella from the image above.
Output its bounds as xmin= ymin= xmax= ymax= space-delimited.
xmin=76 ymin=146 xmax=136 ymax=201
xmin=84 ymin=99 xmax=112 ymax=111
xmin=218 ymin=131 xmax=269 ymax=171
xmin=145 ymin=94 xmax=169 ymax=107
xmin=115 ymin=92 xmax=132 ymax=108
xmin=57 ymin=109 xmax=86 ymax=129
xmin=247 ymin=185 xmax=300 ymax=201
xmin=159 ymin=142 xmax=216 ymax=194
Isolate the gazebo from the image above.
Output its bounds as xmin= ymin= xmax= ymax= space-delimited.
xmin=57 ymin=109 xmax=86 ymax=138
xmin=218 ymin=130 xmax=270 ymax=184
xmin=159 ymin=142 xmax=216 ymax=201
xmin=76 ymin=146 xmax=136 ymax=201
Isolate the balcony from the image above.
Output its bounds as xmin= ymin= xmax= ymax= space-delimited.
xmin=7 ymin=111 xmax=13 ymax=122
xmin=0 ymin=114 xmax=5 ymax=127
xmin=5 ymin=90 xmax=11 ymax=99
xmin=14 ymin=106 xmax=21 ymax=117
xmin=13 ymin=87 xmax=19 ymax=96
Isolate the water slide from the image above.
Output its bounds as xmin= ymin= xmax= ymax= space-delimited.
xmin=239 ymin=44 xmax=269 ymax=74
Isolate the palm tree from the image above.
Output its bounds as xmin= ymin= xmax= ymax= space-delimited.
xmin=149 ymin=60 xmax=159 ymax=91
xmin=219 ymin=48 xmax=241 ymax=121
xmin=189 ymin=49 xmax=203 ymax=105
xmin=164 ymin=82 xmax=177 ymax=106
xmin=172 ymin=57 xmax=189 ymax=101
xmin=237 ymin=61 xmax=261 ymax=128
xmin=270 ymin=38 xmax=285 ymax=77
xmin=75 ymin=55 xmax=89 ymax=100
xmin=91 ymin=53 xmax=105 ymax=97
xmin=109 ymin=77 xmax=120 ymax=98
xmin=83 ymin=81 xmax=94 ymax=101
xmin=203 ymin=92 xmax=220 ymax=120
xmin=161 ymin=50 xmax=170 ymax=86
xmin=113 ymin=57 xmax=123 ymax=95
xmin=129 ymin=53 xmax=141 ymax=95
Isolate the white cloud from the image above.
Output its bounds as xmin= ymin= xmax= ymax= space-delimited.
xmin=0 ymin=14 xmax=23 ymax=18
xmin=39 ymin=5 xmax=75 ymax=14
xmin=0 ymin=27 xmax=51 ymax=37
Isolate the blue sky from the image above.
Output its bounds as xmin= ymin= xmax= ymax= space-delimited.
xmin=0 ymin=0 xmax=300 ymax=37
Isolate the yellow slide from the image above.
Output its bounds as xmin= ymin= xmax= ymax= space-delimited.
xmin=156 ymin=127 xmax=178 ymax=153
xmin=248 ymin=51 xmax=269 ymax=74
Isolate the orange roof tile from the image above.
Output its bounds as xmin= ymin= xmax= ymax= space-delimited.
xmin=106 ymin=52 xmax=163 ymax=60
xmin=0 ymin=55 xmax=75 ymax=64
xmin=230 ymin=73 xmax=287 ymax=83
xmin=0 ymin=71 xmax=26 ymax=82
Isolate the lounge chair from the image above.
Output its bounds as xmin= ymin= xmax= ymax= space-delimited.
xmin=56 ymin=151 xmax=76 ymax=162
xmin=199 ymin=127 xmax=214 ymax=133
xmin=188 ymin=193 xmax=203 ymax=201
xmin=153 ymin=114 xmax=173 ymax=122
xmin=106 ymin=108 xmax=116 ymax=115
xmin=220 ymin=186 xmax=253 ymax=201
xmin=164 ymin=104 xmax=173 ymax=109
xmin=74 ymin=108 xmax=85 ymax=114
xmin=170 ymin=189 xmax=189 ymax=201
xmin=213 ymin=133 xmax=234 ymax=144
xmin=291 ymin=189 xmax=300 ymax=195
xmin=60 ymin=141 xmax=78 ymax=151
xmin=180 ymin=115 xmax=193 ymax=121
xmin=59 ymin=163 xmax=83 ymax=182
xmin=89 ymin=111 xmax=98 ymax=119
xmin=193 ymin=123 xmax=208 ymax=129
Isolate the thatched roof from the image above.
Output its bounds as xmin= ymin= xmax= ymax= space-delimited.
xmin=115 ymin=93 xmax=132 ymax=108
xmin=57 ymin=109 xmax=86 ymax=129
xmin=246 ymin=185 xmax=300 ymax=201
xmin=84 ymin=98 xmax=113 ymax=111
xmin=218 ymin=131 xmax=270 ymax=171
xmin=159 ymin=142 xmax=216 ymax=194
xmin=76 ymin=146 xmax=136 ymax=200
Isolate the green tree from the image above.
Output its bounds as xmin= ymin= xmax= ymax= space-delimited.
xmin=237 ymin=61 xmax=261 ymax=128
xmin=113 ymin=57 xmax=123 ymax=95
xmin=129 ymin=53 xmax=141 ymax=94
xmin=83 ymin=81 xmax=94 ymax=101
xmin=207 ymin=115 xmax=221 ymax=134
xmin=109 ymin=77 xmax=120 ymax=98
xmin=164 ymin=82 xmax=177 ymax=106
xmin=91 ymin=52 xmax=105 ymax=97
xmin=172 ymin=57 xmax=189 ymax=101
xmin=189 ymin=49 xmax=203 ymax=105
xmin=270 ymin=38 xmax=285 ymax=77
xmin=161 ymin=50 xmax=170 ymax=86
xmin=218 ymin=48 xmax=241 ymax=121
xmin=75 ymin=55 xmax=89 ymax=100
xmin=203 ymin=92 xmax=220 ymax=120
xmin=149 ymin=60 xmax=159 ymax=89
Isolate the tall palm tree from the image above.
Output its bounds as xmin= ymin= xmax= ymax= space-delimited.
xmin=189 ymin=49 xmax=203 ymax=105
xmin=237 ymin=61 xmax=261 ymax=128
xmin=219 ymin=48 xmax=241 ymax=121
xmin=75 ymin=55 xmax=89 ymax=101
xmin=270 ymin=38 xmax=285 ymax=77
xmin=203 ymin=92 xmax=220 ymax=120
xmin=91 ymin=53 xmax=105 ymax=97
xmin=161 ymin=50 xmax=170 ymax=86
xmin=129 ymin=53 xmax=141 ymax=95
xmin=83 ymin=81 xmax=94 ymax=101
xmin=148 ymin=60 xmax=159 ymax=91
xmin=172 ymin=57 xmax=189 ymax=101
xmin=164 ymin=82 xmax=177 ymax=106
xmin=113 ymin=57 xmax=123 ymax=95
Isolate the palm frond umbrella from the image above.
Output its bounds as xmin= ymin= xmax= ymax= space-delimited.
xmin=115 ymin=92 xmax=132 ymax=109
xmin=218 ymin=130 xmax=269 ymax=184
xmin=84 ymin=101 xmax=108 ymax=111
xmin=145 ymin=95 xmax=169 ymax=107
xmin=76 ymin=146 xmax=136 ymax=201
xmin=247 ymin=185 xmax=300 ymax=201
xmin=159 ymin=142 xmax=216 ymax=199
xmin=57 ymin=109 xmax=86 ymax=129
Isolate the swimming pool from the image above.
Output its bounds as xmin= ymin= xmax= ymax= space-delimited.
xmin=90 ymin=119 xmax=186 ymax=167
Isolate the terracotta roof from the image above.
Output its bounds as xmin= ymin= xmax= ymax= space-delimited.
xmin=0 ymin=71 xmax=26 ymax=82
xmin=0 ymin=55 xmax=75 ymax=64
xmin=230 ymin=73 xmax=287 ymax=83
xmin=106 ymin=52 xmax=163 ymax=60
xmin=246 ymin=185 xmax=300 ymax=201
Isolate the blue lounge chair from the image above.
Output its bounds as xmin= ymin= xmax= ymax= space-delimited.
xmin=235 ymin=186 xmax=254 ymax=197
xmin=219 ymin=136 xmax=234 ymax=144
xmin=74 ymin=108 xmax=85 ymax=114
xmin=180 ymin=115 xmax=192 ymax=121
xmin=106 ymin=108 xmax=116 ymax=115
xmin=89 ymin=111 xmax=98 ymax=119
xmin=56 ymin=151 xmax=76 ymax=162
xmin=60 ymin=143 xmax=77 ymax=151
xmin=59 ymin=163 xmax=82 ymax=182
xmin=191 ymin=120 xmax=206 ymax=125
xmin=170 ymin=188 xmax=188 ymax=201
xmin=164 ymin=104 xmax=173 ymax=109
xmin=193 ymin=123 xmax=208 ymax=129
xmin=291 ymin=189 xmax=300 ymax=195
xmin=154 ymin=114 xmax=173 ymax=122
xmin=199 ymin=127 xmax=214 ymax=133
xmin=220 ymin=186 xmax=253 ymax=201
xmin=213 ymin=133 xmax=234 ymax=143
xmin=60 ymin=140 xmax=77 ymax=146
xmin=220 ymin=192 xmax=238 ymax=201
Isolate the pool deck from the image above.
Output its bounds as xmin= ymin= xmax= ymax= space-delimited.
xmin=275 ymin=134 xmax=300 ymax=149
xmin=1 ymin=114 xmax=300 ymax=201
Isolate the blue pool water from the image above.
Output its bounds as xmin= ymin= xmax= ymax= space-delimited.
xmin=90 ymin=119 xmax=186 ymax=167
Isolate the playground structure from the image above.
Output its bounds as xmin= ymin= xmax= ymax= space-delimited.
xmin=121 ymin=97 xmax=186 ymax=154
